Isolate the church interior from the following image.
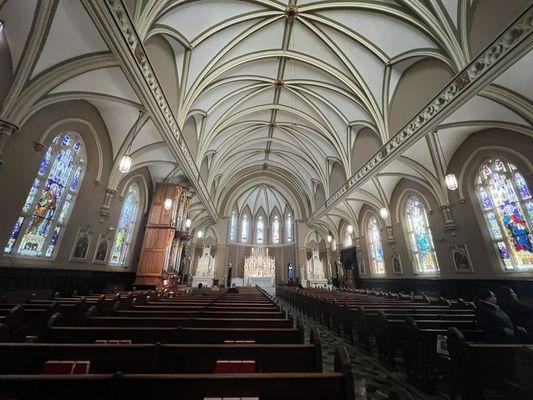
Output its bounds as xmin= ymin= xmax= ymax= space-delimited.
xmin=0 ymin=1 xmax=532 ymax=399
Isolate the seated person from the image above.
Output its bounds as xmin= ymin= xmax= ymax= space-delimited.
xmin=476 ymin=289 xmax=527 ymax=343
xmin=227 ymin=283 xmax=239 ymax=293
xmin=496 ymin=286 xmax=533 ymax=340
xmin=193 ymin=282 xmax=206 ymax=296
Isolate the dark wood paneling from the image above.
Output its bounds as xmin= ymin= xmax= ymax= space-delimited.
xmin=0 ymin=267 xmax=134 ymax=298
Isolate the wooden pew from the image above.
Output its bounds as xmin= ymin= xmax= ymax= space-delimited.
xmin=447 ymin=327 xmax=533 ymax=400
xmin=0 ymin=328 xmax=322 ymax=374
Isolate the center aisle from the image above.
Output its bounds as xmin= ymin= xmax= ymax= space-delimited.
xmin=277 ymin=297 xmax=447 ymax=400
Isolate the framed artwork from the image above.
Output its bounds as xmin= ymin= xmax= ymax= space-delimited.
xmin=93 ymin=233 xmax=110 ymax=264
xmin=392 ymin=254 xmax=403 ymax=274
xmin=451 ymin=244 xmax=474 ymax=272
xmin=70 ymin=228 xmax=91 ymax=262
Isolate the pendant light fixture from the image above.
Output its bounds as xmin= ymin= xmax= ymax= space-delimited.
xmin=380 ymin=208 xmax=389 ymax=219
xmin=119 ymin=110 xmax=143 ymax=174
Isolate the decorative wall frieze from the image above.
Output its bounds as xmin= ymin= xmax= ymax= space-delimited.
xmin=84 ymin=0 xmax=216 ymax=221
xmin=0 ymin=119 xmax=19 ymax=165
xmin=309 ymin=7 xmax=533 ymax=224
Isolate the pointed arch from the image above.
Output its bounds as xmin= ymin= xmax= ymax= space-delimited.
xmin=109 ymin=182 xmax=142 ymax=266
xmin=474 ymin=158 xmax=533 ymax=270
xmin=4 ymin=132 xmax=86 ymax=258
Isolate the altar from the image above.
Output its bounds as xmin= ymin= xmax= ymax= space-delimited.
xmin=192 ymin=246 xmax=215 ymax=288
xmin=242 ymin=247 xmax=275 ymax=289
xmin=304 ymin=249 xmax=328 ymax=288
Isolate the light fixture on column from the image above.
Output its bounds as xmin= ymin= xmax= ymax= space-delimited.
xmin=185 ymin=218 xmax=191 ymax=228
xmin=347 ymin=225 xmax=353 ymax=234
xmin=380 ymin=208 xmax=389 ymax=219
xmin=119 ymin=110 xmax=143 ymax=174
xmin=435 ymin=129 xmax=458 ymax=191
xmin=164 ymin=198 xmax=173 ymax=211
xmin=197 ymin=230 xmax=203 ymax=239
xmin=0 ymin=20 xmax=4 ymax=33
xmin=445 ymin=174 xmax=458 ymax=191
xmin=327 ymin=235 xmax=332 ymax=243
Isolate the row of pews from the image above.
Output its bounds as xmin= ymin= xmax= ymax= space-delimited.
xmin=278 ymin=286 xmax=533 ymax=400
xmin=0 ymin=287 xmax=355 ymax=400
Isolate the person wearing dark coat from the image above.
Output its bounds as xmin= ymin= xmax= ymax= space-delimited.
xmin=496 ymin=286 xmax=533 ymax=339
xmin=227 ymin=283 xmax=239 ymax=294
xmin=476 ymin=289 xmax=527 ymax=343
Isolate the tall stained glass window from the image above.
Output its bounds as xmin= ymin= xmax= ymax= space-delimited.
xmin=272 ymin=216 xmax=280 ymax=244
xmin=286 ymin=213 xmax=293 ymax=242
xmin=405 ymin=196 xmax=439 ymax=273
xmin=367 ymin=216 xmax=385 ymax=275
xmin=344 ymin=229 xmax=353 ymax=248
xmin=110 ymin=183 xmax=140 ymax=266
xmin=229 ymin=211 xmax=237 ymax=241
xmin=256 ymin=216 xmax=264 ymax=244
xmin=475 ymin=158 xmax=533 ymax=270
xmin=241 ymin=215 xmax=249 ymax=243
xmin=4 ymin=133 xmax=85 ymax=258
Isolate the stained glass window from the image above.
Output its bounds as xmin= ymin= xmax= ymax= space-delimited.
xmin=366 ymin=216 xmax=385 ymax=275
xmin=256 ymin=216 xmax=264 ymax=244
xmin=344 ymin=228 xmax=353 ymax=248
xmin=4 ymin=133 xmax=85 ymax=258
xmin=475 ymin=158 xmax=533 ymax=270
xmin=230 ymin=211 xmax=237 ymax=241
xmin=109 ymin=183 xmax=140 ymax=266
xmin=241 ymin=215 xmax=249 ymax=243
xmin=286 ymin=213 xmax=293 ymax=242
xmin=405 ymin=196 xmax=439 ymax=273
xmin=272 ymin=216 xmax=280 ymax=244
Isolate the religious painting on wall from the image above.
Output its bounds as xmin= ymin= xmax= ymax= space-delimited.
xmin=93 ymin=233 xmax=110 ymax=264
xmin=70 ymin=228 xmax=91 ymax=261
xmin=392 ymin=254 xmax=402 ymax=274
xmin=451 ymin=244 xmax=473 ymax=272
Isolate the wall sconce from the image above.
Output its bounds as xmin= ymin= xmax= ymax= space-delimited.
xmin=445 ymin=174 xmax=458 ymax=191
xmin=197 ymin=231 xmax=203 ymax=239
xmin=327 ymin=235 xmax=332 ymax=243
xmin=347 ymin=225 xmax=353 ymax=234
xmin=185 ymin=218 xmax=191 ymax=228
xmin=0 ymin=20 xmax=4 ymax=33
xmin=380 ymin=208 xmax=389 ymax=219
xmin=164 ymin=198 xmax=172 ymax=211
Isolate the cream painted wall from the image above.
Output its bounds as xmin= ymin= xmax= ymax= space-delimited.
xmin=0 ymin=100 xmax=152 ymax=272
xmin=388 ymin=59 xmax=454 ymax=135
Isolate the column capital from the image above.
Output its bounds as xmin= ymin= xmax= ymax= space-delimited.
xmin=0 ymin=119 xmax=19 ymax=165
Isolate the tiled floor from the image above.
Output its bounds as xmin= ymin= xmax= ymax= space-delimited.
xmin=280 ymin=299 xmax=448 ymax=400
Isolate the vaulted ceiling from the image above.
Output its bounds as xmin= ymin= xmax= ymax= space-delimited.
xmin=1 ymin=0 xmax=531 ymax=236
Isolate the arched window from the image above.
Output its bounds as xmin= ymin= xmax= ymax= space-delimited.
xmin=229 ymin=211 xmax=237 ymax=241
xmin=4 ymin=133 xmax=86 ymax=258
xmin=241 ymin=215 xmax=249 ymax=243
xmin=405 ymin=196 xmax=439 ymax=273
xmin=344 ymin=228 xmax=353 ymax=248
xmin=286 ymin=213 xmax=293 ymax=242
xmin=475 ymin=158 xmax=533 ymax=270
xmin=366 ymin=216 xmax=385 ymax=275
xmin=109 ymin=183 xmax=141 ymax=266
xmin=256 ymin=216 xmax=264 ymax=244
xmin=272 ymin=216 xmax=280 ymax=244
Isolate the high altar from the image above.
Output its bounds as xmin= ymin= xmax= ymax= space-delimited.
xmin=192 ymin=245 xmax=215 ymax=287
xmin=243 ymin=247 xmax=275 ymax=288
xmin=305 ymin=249 xmax=328 ymax=288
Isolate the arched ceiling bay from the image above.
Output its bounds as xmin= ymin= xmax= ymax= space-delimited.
xmin=135 ymin=0 xmax=474 ymax=216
